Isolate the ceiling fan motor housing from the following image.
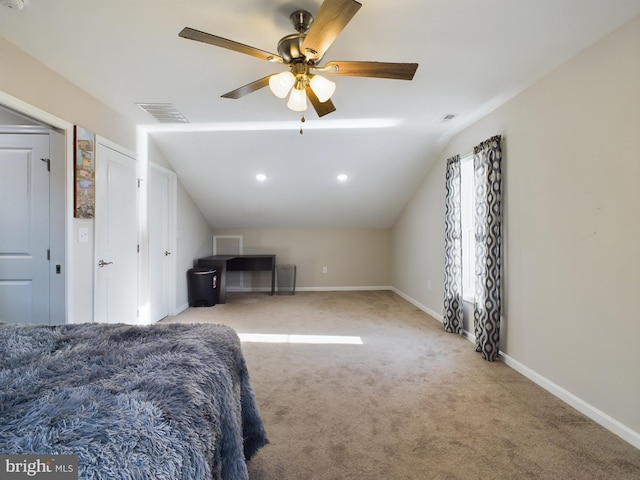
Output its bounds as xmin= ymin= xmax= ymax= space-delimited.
xmin=277 ymin=33 xmax=306 ymax=63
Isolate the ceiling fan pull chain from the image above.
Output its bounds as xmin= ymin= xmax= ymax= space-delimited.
xmin=300 ymin=114 xmax=305 ymax=134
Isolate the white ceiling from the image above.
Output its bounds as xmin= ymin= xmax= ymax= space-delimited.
xmin=2 ymin=0 xmax=639 ymax=228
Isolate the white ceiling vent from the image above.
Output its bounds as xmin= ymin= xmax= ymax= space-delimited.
xmin=440 ymin=114 xmax=457 ymax=122
xmin=136 ymin=103 xmax=190 ymax=123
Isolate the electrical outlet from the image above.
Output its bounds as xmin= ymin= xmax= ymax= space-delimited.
xmin=322 ymin=266 xmax=328 ymax=274
xmin=78 ymin=227 xmax=89 ymax=243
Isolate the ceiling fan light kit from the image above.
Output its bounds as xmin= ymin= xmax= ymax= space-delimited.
xmin=269 ymin=71 xmax=296 ymax=98
xmin=309 ymin=75 xmax=336 ymax=103
xmin=179 ymin=0 xmax=418 ymax=118
xmin=268 ymin=67 xmax=336 ymax=109
xmin=287 ymin=85 xmax=308 ymax=112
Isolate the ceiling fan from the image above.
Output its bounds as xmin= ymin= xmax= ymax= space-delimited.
xmin=179 ymin=0 xmax=418 ymax=118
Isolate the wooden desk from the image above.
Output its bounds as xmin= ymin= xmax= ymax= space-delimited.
xmin=196 ymin=255 xmax=276 ymax=304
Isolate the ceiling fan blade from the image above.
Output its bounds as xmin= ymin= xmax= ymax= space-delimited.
xmin=301 ymin=0 xmax=362 ymax=61
xmin=324 ymin=61 xmax=418 ymax=80
xmin=221 ymin=75 xmax=272 ymax=99
xmin=305 ymin=85 xmax=337 ymax=117
xmin=179 ymin=27 xmax=283 ymax=63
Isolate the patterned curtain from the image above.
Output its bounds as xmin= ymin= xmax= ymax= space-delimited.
xmin=443 ymin=155 xmax=463 ymax=334
xmin=473 ymin=135 xmax=503 ymax=361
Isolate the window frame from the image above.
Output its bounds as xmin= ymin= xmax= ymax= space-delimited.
xmin=460 ymin=154 xmax=475 ymax=302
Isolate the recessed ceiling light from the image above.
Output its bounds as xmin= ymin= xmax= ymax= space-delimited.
xmin=337 ymin=174 xmax=348 ymax=182
xmin=256 ymin=174 xmax=267 ymax=182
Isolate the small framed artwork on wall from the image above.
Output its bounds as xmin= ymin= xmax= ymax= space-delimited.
xmin=74 ymin=126 xmax=95 ymax=218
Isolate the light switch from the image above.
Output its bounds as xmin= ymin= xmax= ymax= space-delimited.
xmin=78 ymin=227 xmax=89 ymax=243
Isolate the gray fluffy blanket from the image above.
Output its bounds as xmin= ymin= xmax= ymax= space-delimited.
xmin=0 ymin=322 xmax=268 ymax=479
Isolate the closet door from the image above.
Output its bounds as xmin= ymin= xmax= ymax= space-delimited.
xmin=149 ymin=163 xmax=176 ymax=323
xmin=94 ymin=141 xmax=138 ymax=324
xmin=0 ymin=132 xmax=50 ymax=324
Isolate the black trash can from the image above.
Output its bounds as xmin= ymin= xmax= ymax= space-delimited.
xmin=187 ymin=268 xmax=218 ymax=307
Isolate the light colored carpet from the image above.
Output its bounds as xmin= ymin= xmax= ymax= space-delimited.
xmin=164 ymin=290 xmax=640 ymax=479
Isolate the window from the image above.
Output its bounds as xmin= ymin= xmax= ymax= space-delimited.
xmin=460 ymin=154 xmax=475 ymax=301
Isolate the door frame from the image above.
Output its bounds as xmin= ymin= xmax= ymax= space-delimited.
xmin=149 ymin=162 xmax=177 ymax=319
xmin=0 ymin=91 xmax=74 ymax=323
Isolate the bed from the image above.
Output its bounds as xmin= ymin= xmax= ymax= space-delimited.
xmin=0 ymin=322 xmax=268 ymax=479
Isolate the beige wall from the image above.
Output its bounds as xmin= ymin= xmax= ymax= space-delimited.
xmin=213 ymin=228 xmax=391 ymax=290
xmin=392 ymin=16 xmax=640 ymax=440
xmin=0 ymin=37 xmax=135 ymax=150
xmin=391 ymin=157 xmax=446 ymax=317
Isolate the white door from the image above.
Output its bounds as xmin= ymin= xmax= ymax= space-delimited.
xmin=94 ymin=142 xmax=138 ymax=324
xmin=0 ymin=132 xmax=50 ymax=324
xmin=149 ymin=164 xmax=175 ymax=322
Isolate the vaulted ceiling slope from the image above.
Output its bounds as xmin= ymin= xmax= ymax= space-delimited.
xmin=1 ymin=1 xmax=639 ymax=228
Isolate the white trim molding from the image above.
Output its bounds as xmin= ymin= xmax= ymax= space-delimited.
xmin=175 ymin=302 xmax=190 ymax=316
xmin=501 ymin=352 xmax=640 ymax=449
xmin=297 ymin=286 xmax=393 ymax=293
xmin=391 ymin=285 xmax=640 ymax=450
xmin=0 ymin=91 xmax=75 ymax=325
xmin=391 ymin=288 xmax=443 ymax=323
xmin=224 ymin=286 xmax=394 ymax=293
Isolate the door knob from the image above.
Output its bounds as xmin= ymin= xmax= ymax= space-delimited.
xmin=164 ymin=251 xmax=171 ymax=256
xmin=98 ymin=260 xmax=113 ymax=267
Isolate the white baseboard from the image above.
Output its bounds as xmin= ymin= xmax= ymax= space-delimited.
xmin=390 ymin=287 xmax=444 ymax=323
xmin=297 ymin=286 xmax=393 ymax=292
xmin=176 ymin=286 xmax=640 ymax=448
xmin=174 ymin=303 xmax=189 ymax=316
xmin=390 ymin=287 xmax=640 ymax=450
xmin=461 ymin=330 xmax=476 ymax=344
xmin=226 ymin=286 xmax=394 ymax=293
xmin=501 ymin=352 xmax=640 ymax=449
